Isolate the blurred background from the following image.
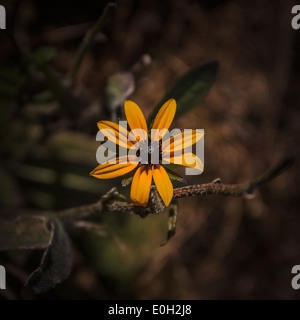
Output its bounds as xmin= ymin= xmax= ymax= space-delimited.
xmin=0 ymin=0 xmax=299 ymax=299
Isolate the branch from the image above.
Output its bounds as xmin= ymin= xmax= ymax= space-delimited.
xmin=57 ymin=187 xmax=123 ymax=221
xmin=173 ymin=157 xmax=293 ymax=199
xmin=56 ymin=157 xmax=293 ymax=221
xmin=66 ymin=3 xmax=116 ymax=87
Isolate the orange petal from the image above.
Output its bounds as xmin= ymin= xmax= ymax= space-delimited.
xmin=90 ymin=156 xmax=138 ymax=179
xmin=152 ymin=165 xmax=173 ymax=207
xmin=130 ymin=165 xmax=153 ymax=207
xmin=162 ymin=152 xmax=203 ymax=171
xmin=124 ymin=100 xmax=148 ymax=141
xmin=162 ymin=129 xmax=204 ymax=153
xmin=151 ymin=99 xmax=176 ymax=141
xmin=98 ymin=121 xmax=133 ymax=149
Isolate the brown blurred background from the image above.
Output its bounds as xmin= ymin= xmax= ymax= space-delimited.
xmin=0 ymin=0 xmax=299 ymax=299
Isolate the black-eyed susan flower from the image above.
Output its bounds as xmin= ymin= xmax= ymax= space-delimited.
xmin=90 ymin=99 xmax=203 ymax=207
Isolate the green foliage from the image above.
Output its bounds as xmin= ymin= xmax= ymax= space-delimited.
xmin=27 ymin=47 xmax=56 ymax=68
xmin=121 ymin=166 xmax=139 ymax=187
xmin=147 ymin=61 xmax=219 ymax=128
xmin=164 ymin=166 xmax=186 ymax=183
xmin=0 ymin=63 xmax=25 ymax=135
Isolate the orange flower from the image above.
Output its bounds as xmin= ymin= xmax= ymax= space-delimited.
xmin=90 ymin=99 xmax=203 ymax=207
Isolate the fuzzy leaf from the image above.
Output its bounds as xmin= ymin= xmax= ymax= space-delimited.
xmin=0 ymin=216 xmax=51 ymax=251
xmin=26 ymin=218 xmax=73 ymax=294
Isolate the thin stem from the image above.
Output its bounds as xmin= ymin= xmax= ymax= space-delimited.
xmin=173 ymin=157 xmax=293 ymax=199
xmin=66 ymin=3 xmax=116 ymax=87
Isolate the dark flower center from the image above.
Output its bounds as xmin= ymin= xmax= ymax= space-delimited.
xmin=136 ymin=137 xmax=162 ymax=164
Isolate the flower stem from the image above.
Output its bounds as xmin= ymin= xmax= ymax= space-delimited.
xmin=66 ymin=3 xmax=116 ymax=87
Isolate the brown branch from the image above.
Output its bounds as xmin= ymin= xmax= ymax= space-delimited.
xmin=56 ymin=157 xmax=293 ymax=221
xmin=57 ymin=187 xmax=120 ymax=221
xmin=173 ymin=157 xmax=293 ymax=199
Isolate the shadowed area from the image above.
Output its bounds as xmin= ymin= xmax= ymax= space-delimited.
xmin=0 ymin=0 xmax=299 ymax=299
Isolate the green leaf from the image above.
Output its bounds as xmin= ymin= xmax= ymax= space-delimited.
xmin=164 ymin=166 xmax=186 ymax=183
xmin=0 ymin=216 xmax=51 ymax=251
xmin=26 ymin=218 xmax=73 ymax=294
xmin=148 ymin=61 xmax=219 ymax=128
xmin=121 ymin=167 xmax=139 ymax=187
